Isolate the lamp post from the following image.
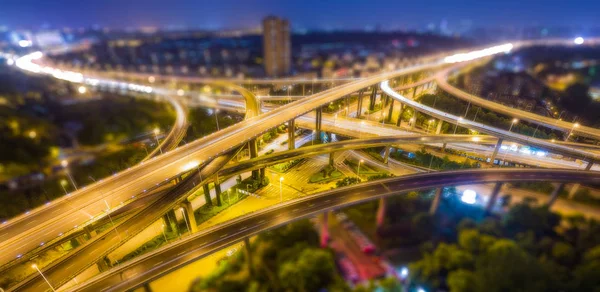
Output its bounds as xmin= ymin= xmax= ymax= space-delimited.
xmin=180 ymin=208 xmax=191 ymax=233
xmin=153 ymin=128 xmax=162 ymax=154
xmin=565 ymin=123 xmax=580 ymax=141
xmin=279 ymin=177 xmax=284 ymax=202
xmin=61 ymin=160 xmax=78 ymax=191
xmin=104 ymin=200 xmax=121 ymax=241
xmin=508 ymin=118 xmax=518 ymax=133
xmin=454 ymin=117 xmax=463 ymax=134
xmin=60 ymin=179 xmax=68 ymax=195
xmin=32 ymin=264 xmax=56 ymax=291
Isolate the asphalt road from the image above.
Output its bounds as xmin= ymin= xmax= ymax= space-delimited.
xmin=68 ymin=168 xmax=600 ymax=292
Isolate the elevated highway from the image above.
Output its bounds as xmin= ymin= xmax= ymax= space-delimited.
xmin=67 ymin=168 xmax=600 ymax=292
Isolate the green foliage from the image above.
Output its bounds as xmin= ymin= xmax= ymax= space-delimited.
xmin=390 ymin=147 xmax=480 ymax=170
xmin=336 ymin=177 xmax=361 ymax=188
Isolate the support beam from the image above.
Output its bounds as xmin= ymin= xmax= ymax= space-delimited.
xmin=249 ymin=139 xmax=259 ymax=179
xmin=396 ymin=103 xmax=403 ymax=127
xmin=569 ymin=183 xmax=580 ymax=200
xmin=163 ymin=209 xmax=178 ymax=234
xmin=315 ymin=106 xmax=322 ymax=142
xmin=585 ymin=161 xmax=594 ymax=171
xmin=485 ymin=182 xmax=503 ymax=214
xmin=546 ymin=183 xmax=566 ymax=208
xmin=287 ymin=119 xmax=295 ymax=150
xmin=376 ymin=197 xmax=387 ymax=228
xmin=203 ymin=184 xmax=212 ymax=206
xmin=357 ymin=89 xmax=364 ymax=117
xmin=412 ymin=86 xmax=417 ymax=98
xmin=490 ymin=138 xmax=503 ymax=163
xmin=383 ymin=146 xmax=391 ymax=164
xmin=435 ymin=120 xmax=443 ymax=134
xmin=244 ymin=237 xmax=253 ymax=275
xmin=214 ymin=181 xmax=222 ymax=206
xmin=429 ymin=188 xmax=443 ymax=215
xmin=320 ymin=212 xmax=329 ymax=247
xmin=181 ymin=200 xmax=198 ymax=233
xmin=369 ymin=87 xmax=377 ymax=111
xmin=329 ymin=152 xmax=335 ymax=167
xmin=387 ymin=99 xmax=394 ymax=122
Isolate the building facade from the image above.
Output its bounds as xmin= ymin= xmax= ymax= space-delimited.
xmin=262 ymin=16 xmax=290 ymax=77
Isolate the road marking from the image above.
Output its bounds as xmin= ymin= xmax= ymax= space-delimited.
xmin=152 ymin=261 xmax=164 ymax=267
xmin=220 ymin=233 xmax=229 ymax=239
xmin=258 ymin=220 xmax=265 ymax=224
xmin=239 ymin=226 xmax=247 ymax=231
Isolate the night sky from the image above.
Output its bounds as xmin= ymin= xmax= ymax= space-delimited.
xmin=0 ymin=0 xmax=598 ymax=31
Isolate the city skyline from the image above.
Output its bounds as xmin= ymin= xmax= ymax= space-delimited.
xmin=1 ymin=0 xmax=599 ymax=32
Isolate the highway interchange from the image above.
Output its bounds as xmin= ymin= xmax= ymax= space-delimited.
xmin=2 ymin=38 xmax=600 ymax=291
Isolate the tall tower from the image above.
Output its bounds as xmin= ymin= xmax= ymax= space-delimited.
xmin=262 ymin=16 xmax=290 ymax=77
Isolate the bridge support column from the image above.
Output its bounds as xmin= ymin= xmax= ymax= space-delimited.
xmin=203 ymin=184 xmax=212 ymax=206
xmin=329 ymin=152 xmax=335 ymax=167
xmin=410 ymin=109 xmax=417 ymax=130
xmin=412 ymin=86 xmax=417 ymax=98
xmin=396 ymin=103 xmax=403 ymax=127
xmin=429 ymin=188 xmax=443 ymax=215
xmin=490 ymin=138 xmax=503 ymax=163
xmin=485 ymin=182 xmax=503 ymax=214
xmin=83 ymin=225 xmax=97 ymax=239
xmin=249 ymin=139 xmax=259 ymax=180
xmin=383 ymin=146 xmax=391 ymax=164
xmin=357 ymin=89 xmax=364 ymax=117
xmin=214 ymin=181 xmax=223 ymax=206
xmin=97 ymin=257 xmax=112 ymax=272
xmin=369 ymin=87 xmax=377 ymax=111
xmin=259 ymin=168 xmax=266 ymax=182
xmin=244 ymin=237 xmax=253 ymax=275
xmin=288 ymin=119 xmax=295 ymax=150
xmin=585 ymin=161 xmax=594 ymax=171
xmin=569 ymin=183 xmax=580 ymax=200
xmin=435 ymin=120 xmax=443 ymax=134
xmin=387 ymin=99 xmax=394 ymax=122
xmin=376 ymin=197 xmax=387 ymax=229
xmin=163 ymin=209 xmax=178 ymax=234
xmin=442 ymin=143 xmax=447 ymax=152
xmin=546 ymin=183 xmax=566 ymax=208
xmin=141 ymin=282 xmax=153 ymax=292
xmin=315 ymin=107 xmax=322 ymax=142
xmin=181 ymin=200 xmax=198 ymax=233
xmin=320 ymin=212 xmax=329 ymax=247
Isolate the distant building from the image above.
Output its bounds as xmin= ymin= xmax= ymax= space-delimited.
xmin=262 ymin=16 xmax=290 ymax=77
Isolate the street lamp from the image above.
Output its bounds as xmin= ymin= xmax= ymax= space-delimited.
xmin=566 ymin=122 xmax=580 ymax=141
xmin=104 ymin=200 xmax=121 ymax=241
xmin=61 ymin=160 xmax=78 ymax=191
xmin=508 ymin=118 xmax=518 ymax=133
xmin=279 ymin=177 xmax=284 ymax=202
xmin=77 ymin=86 xmax=87 ymax=94
xmin=32 ymin=264 xmax=56 ymax=291
xmin=60 ymin=179 xmax=68 ymax=195
xmin=180 ymin=208 xmax=191 ymax=233
xmin=153 ymin=128 xmax=162 ymax=154
xmin=454 ymin=117 xmax=463 ymax=134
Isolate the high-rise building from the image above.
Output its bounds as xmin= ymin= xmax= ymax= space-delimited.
xmin=262 ymin=16 xmax=290 ymax=77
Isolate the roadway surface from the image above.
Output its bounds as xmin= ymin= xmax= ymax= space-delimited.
xmin=67 ymin=168 xmax=600 ymax=292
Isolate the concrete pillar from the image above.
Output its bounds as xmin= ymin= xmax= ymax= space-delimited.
xmin=435 ymin=120 xmax=443 ymax=134
xmin=244 ymin=237 xmax=253 ymax=275
xmin=329 ymin=152 xmax=335 ymax=167
xmin=83 ymin=225 xmax=97 ymax=238
xmin=315 ymin=107 xmax=322 ymax=142
xmin=249 ymin=139 xmax=259 ymax=179
xmin=569 ymin=183 xmax=580 ymax=200
xmin=163 ymin=209 xmax=178 ymax=234
xmin=357 ymin=89 xmax=364 ymax=117
xmin=441 ymin=143 xmax=447 ymax=152
xmin=585 ymin=161 xmax=594 ymax=171
xmin=383 ymin=146 xmax=391 ymax=164
xmin=490 ymin=138 xmax=503 ymax=163
xmin=485 ymin=182 xmax=503 ymax=214
xmin=181 ymin=201 xmax=198 ymax=233
xmin=214 ymin=182 xmax=223 ymax=206
xmin=412 ymin=86 xmax=417 ymax=98
xmin=141 ymin=283 xmax=153 ymax=292
xmin=546 ymin=183 xmax=566 ymax=207
xmin=396 ymin=103 xmax=403 ymax=127
xmin=369 ymin=87 xmax=377 ymax=111
xmin=259 ymin=168 xmax=266 ymax=182
xmin=429 ymin=188 xmax=443 ymax=215
xmin=376 ymin=197 xmax=387 ymax=228
xmin=203 ymin=184 xmax=212 ymax=206
xmin=288 ymin=119 xmax=295 ymax=150
xmin=97 ymin=257 xmax=112 ymax=272
xmin=320 ymin=212 xmax=329 ymax=247
xmin=387 ymin=99 xmax=394 ymax=122
xmin=410 ymin=110 xmax=416 ymax=130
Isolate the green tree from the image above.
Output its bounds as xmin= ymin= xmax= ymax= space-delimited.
xmin=447 ymin=269 xmax=477 ymax=292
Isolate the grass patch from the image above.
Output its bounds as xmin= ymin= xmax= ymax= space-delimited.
xmin=309 ymin=165 xmax=343 ymax=183
xmin=270 ymin=158 xmax=305 ymax=173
